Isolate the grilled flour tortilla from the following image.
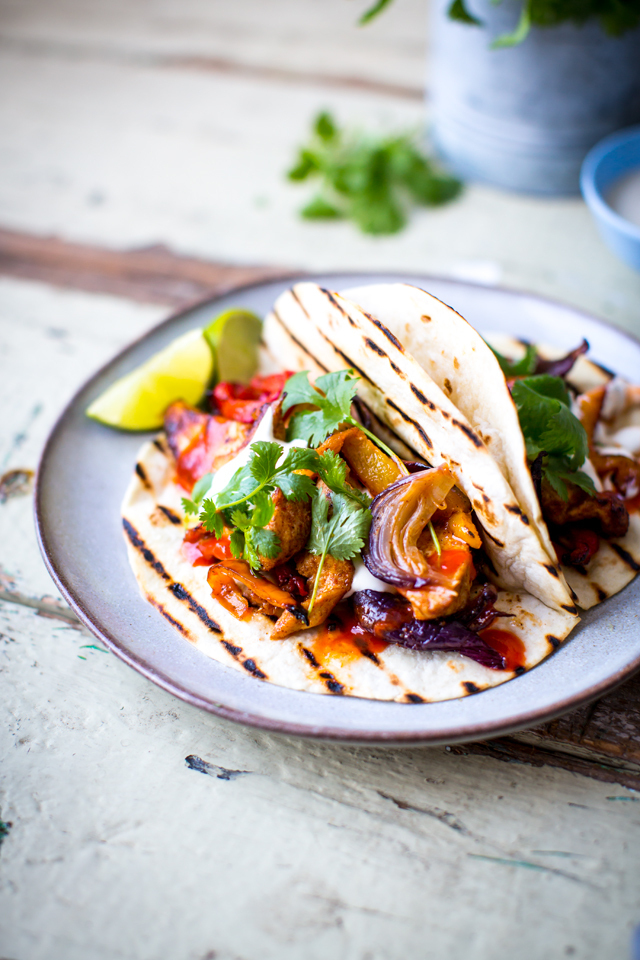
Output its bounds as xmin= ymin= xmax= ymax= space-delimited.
xmin=121 ymin=281 xmax=584 ymax=704
xmin=264 ymin=283 xmax=577 ymax=616
xmin=341 ymin=283 xmax=640 ymax=611
xmin=123 ymin=432 xmax=574 ymax=703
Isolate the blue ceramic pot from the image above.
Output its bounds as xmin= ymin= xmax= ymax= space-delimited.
xmin=430 ymin=0 xmax=640 ymax=195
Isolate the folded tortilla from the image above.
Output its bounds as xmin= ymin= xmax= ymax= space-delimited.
xmin=340 ymin=283 xmax=639 ymax=610
xmin=263 ymin=283 xmax=578 ymax=617
xmin=122 ymin=408 xmax=576 ymax=704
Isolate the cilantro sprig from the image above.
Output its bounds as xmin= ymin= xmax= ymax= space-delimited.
xmin=184 ymin=438 xmax=373 ymax=572
xmin=287 ymin=112 xmax=461 ymax=236
xmin=510 ymin=374 xmax=595 ymax=501
xmin=307 ymin=488 xmax=372 ymax=613
xmin=283 ymin=369 xmax=407 ymax=473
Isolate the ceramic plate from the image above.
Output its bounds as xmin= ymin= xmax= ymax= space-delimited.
xmin=35 ymin=273 xmax=640 ymax=743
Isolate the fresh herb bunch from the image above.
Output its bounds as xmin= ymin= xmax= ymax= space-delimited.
xmin=287 ymin=112 xmax=461 ymax=235
xmin=282 ymin=368 xmax=405 ymax=471
xmin=510 ymin=375 xmax=595 ymax=500
xmin=182 ymin=437 xmax=372 ymax=572
xmin=359 ymin=0 xmax=640 ymax=44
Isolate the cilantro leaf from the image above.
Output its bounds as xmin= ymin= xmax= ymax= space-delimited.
xmin=248 ymin=490 xmax=275 ymax=528
xmin=275 ymin=471 xmax=317 ymax=502
xmin=200 ymin=500 xmax=224 ymax=537
xmin=248 ymin=441 xmax=282 ymax=485
xmin=250 ymin=528 xmax=281 ymax=560
xmin=284 ymin=369 xmax=358 ymax=447
xmin=512 ymin=377 xmax=588 ymax=470
xmin=230 ymin=529 xmax=245 ymax=560
xmin=181 ymin=471 xmax=214 ymax=515
xmin=511 ymin=375 xmax=595 ymax=502
xmin=307 ymin=487 xmax=372 ymax=612
xmin=488 ymin=342 xmax=538 ymax=378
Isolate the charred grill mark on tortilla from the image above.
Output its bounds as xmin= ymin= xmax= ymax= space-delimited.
xmin=505 ymin=503 xmax=531 ymax=525
xmin=483 ymin=529 xmax=505 ymax=547
xmin=451 ymin=418 xmax=483 ymax=449
xmin=405 ymin=692 xmax=425 ymax=703
xmin=594 ymin=584 xmax=609 ymax=603
xmin=368 ymin=315 xmax=404 ymax=352
xmin=546 ymin=635 xmax=561 ymax=648
xmin=610 ymin=543 xmax=640 ymax=572
xmin=300 ymin=645 xmax=320 ymax=668
xmin=463 ymin=681 xmax=480 ymax=694
xmin=543 ymin=564 xmax=560 ymax=579
xmin=310 ymin=324 xmax=376 ymax=386
xmin=148 ymin=597 xmax=187 ymax=635
xmin=290 ymin=286 xmax=313 ymax=319
xmin=319 ymin=671 xmax=345 ymax=694
xmin=443 ymin=378 xmax=452 ymax=395
xmin=385 ymin=397 xmax=433 ymax=450
xmin=169 ymin=583 xmax=222 ymax=633
xmin=123 ymin=518 xmax=171 ymax=581
xmin=153 ymin=438 xmax=167 ymax=453
xmin=135 ymin=462 xmax=151 ymax=488
xmin=242 ymin=658 xmax=268 ymax=679
xmin=514 ymin=666 xmax=527 ymax=675
xmin=320 ymin=287 xmax=352 ymax=320
xmin=561 ymin=602 xmax=579 ymax=614
xmin=222 ymin=640 xmax=243 ymax=656
xmin=363 ymin=337 xmax=402 ymax=375
xmin=158 ymin=505 xmax=182 ymax=526
xmin=410 ymin=383 xmax=437 ymax=411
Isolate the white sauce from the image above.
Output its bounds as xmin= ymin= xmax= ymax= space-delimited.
xmin=606 ymin=168 xmax=640 ymax=229
xmin=201 ymin=404 xmax=307 ymax=502
xmin=345 ymin=557 xmax=395 ymax=597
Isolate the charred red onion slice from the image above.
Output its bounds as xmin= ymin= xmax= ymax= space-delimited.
xmin=364 ymin=465 xmax=456 ymax=589
xmin=535 ymin=339 xmax=588 ymax=380
xmin=353 ymin=590 xmax=506 ymax=670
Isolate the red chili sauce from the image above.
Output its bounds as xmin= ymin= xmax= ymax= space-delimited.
xmin=312 ymin=603 xmax=389 ymax=668
xmin=479 ymin=627 xmax=526 ymax=672
xmin=626 ymin=491 xmax=640 ymax=513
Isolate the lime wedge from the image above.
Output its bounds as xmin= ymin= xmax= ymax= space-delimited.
xmin=204 ymin=309 xmax=262 ymax=384
xmin=86 ymin=328 xmax=214 ymax=431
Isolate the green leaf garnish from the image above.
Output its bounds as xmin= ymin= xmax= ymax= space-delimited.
xmin=307 ymin=488 xmax=372 ymax=613
xmin=181 ymin=471 xmax=214 ymax=516
xmin=489 ymin=342 xmax=538 ymax=378
xmin=287 ymin=113 xmax=461 ymax=236
xmin=511 ymin=375 xmax=595 ymax=501
xmin=283 ymin=369 xmax=406 ymax=470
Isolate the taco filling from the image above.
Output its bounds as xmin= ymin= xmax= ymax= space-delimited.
xmin=164 ymin=370 xmax=510 ymax=672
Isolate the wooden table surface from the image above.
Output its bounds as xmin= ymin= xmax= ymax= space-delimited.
xmin=1 ymin=3 xmax=640 ymax=959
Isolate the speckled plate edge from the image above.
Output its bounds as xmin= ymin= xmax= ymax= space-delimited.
xmin=34 ymin=272 xmax=640 ymax=744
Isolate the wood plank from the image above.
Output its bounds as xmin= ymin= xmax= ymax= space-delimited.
xmin=0 ymin=0 xmax=429 ymax=91
xmin=0 ymin=227 xmax=286 ymax=307
xmin=0 ymin=265 xmax=638 ymax=786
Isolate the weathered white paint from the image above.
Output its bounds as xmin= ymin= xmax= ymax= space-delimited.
xmin=1 ymin=3 xmax=640 ymax=955
xmin=0 ymin=7 xmax=639 ymax=332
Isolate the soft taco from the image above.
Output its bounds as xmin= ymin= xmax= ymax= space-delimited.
xmin=121 ymin=282 xmax=582 ymax=704
xmin=340 ymin=282 xmax=640 ymax=611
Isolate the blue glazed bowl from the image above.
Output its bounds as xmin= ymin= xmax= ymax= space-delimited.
xmin=581 ymin=126 xmax=640 ymax=272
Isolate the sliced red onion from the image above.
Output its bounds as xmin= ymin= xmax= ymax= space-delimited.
xmin=364 ymin=466 xmax=456 ymax=589
xmin=353 ymin=589 xmax=506 ymax=671
xmin=535 ymin=339 xmax=588 ymax=379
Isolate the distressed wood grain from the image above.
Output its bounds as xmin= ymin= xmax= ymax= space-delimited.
xmin=0 ymin=227 xmax=286 ymax=306
xmin=0 ymin=270 xmax=638 ymax=790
